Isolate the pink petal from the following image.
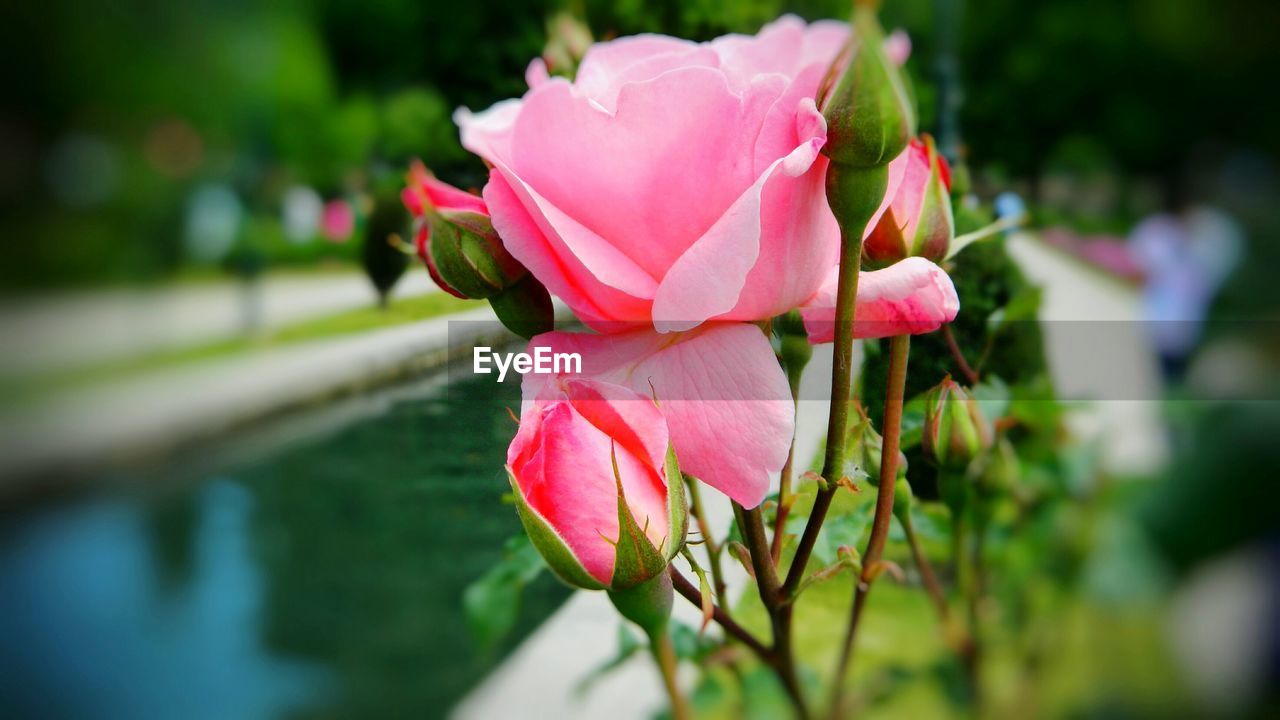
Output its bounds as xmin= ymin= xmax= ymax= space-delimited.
xmin=800 ymin=257 xmax=960 ymax=342
xmin=483 ymin=167 xmax=655 ymax=327
xmin=455 ymin=99 xmax=524 ymax=168
xmin=574 ymin=35 xmax=709 ymax=109
xmin=560 ymin=378 xmax=669 ymax=475
xmin=525 ymin=58 xmax=551 ymax=89
xmin=712 ymin=15 xmax=849 ymax=93
xmin=510 ymin=69 xmax=767 ymax=281
xmin=652 ymin=96 xmax=828 ymax=332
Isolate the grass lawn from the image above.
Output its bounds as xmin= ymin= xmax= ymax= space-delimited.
xmin=2 ymin=291 xmax=479 ymax=405
xmin=682 ymin=468 xmax=1188 ymax=719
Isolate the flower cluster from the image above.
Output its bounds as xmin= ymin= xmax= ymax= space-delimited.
xmin=404 ymin=15 xmax=959 ymax=597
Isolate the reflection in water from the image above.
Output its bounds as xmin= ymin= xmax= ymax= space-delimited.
xmin=1 ymin=482 xmax=325 ymax=719
xmin=0 ymin=370 xmax=569 ymax=719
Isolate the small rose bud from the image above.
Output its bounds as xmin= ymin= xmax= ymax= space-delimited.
xmin=507 ymin=378 xmax=688 ymax=592
xmin=821 ymin=2 xmax=916 ymax=170
xmin=403 ymin=161 xmax=554 ymax=338
xmin=849 ymin=413 xmax=907 ymax=487
xmin=401 ymin=160 xmax=526 ymax=299
xmin=863 ymin=135 xmax=955 ymax=269
xmin=773 ymin=309 xmax=813 ymax=387
xmin=976 ymin=436 xmax=1020 ymax=498
xmin=922 ymin=376 xmax=992 ymax=471
xmin=541 ymin=11 xmax=593 ymax=77
xmin=891 ymin=477 xmax=913 ymax=526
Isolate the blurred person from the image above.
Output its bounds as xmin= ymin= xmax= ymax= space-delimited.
xmin=1129 ymin=204 xmax=1243 ymax=384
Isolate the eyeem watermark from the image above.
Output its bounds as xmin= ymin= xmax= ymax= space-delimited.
xmin=473 ymin=346 xmax=582 ymax=381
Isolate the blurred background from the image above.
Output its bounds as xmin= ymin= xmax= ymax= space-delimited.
xmin=0 ymin=0 xmax=1277 ymax=718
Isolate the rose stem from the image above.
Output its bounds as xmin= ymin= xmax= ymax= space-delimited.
xmin=685 ymin=475 xmax=728 ymax=605
xmin=941 ymin=323 xmax=980 ymax=384
xmin=828 ymin=333 xmax=910 ymax=719
xmin=669 ymin=567 xmax=770 ymax=658
xmin=771 ymin=353 xmax=808 ymax=565
xmin=734 ymin=502 xmax=808 ymax=718
xmin=649 ymin=625 xmax=692 ymax=720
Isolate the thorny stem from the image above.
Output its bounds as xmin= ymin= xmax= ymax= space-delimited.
xmin=829 ymin=334 xmax=910 ymax=719
xmin=734 ymin=502 xmax=809 ymax=718
xmin=781 ymin=166 xmax=887 ymax=603
xmin=772 ymin=357 xmax=808 ymax=565
xmin=685 ymin=476 xmax=728 ymax=605
xmin=669 ymin=568 xmax=770 ymax=659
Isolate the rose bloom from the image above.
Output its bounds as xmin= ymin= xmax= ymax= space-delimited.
xmin=457 ymin=16 xmax=849 ymax=332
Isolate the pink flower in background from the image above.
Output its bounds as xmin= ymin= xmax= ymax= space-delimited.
xmin=800 ymin=257 xmax=960 ymax=343
xmin=457 ymin=16 xmax=849 ymax=332
xmin=509 ymin=378 xmax=679 ymax=586
xmin=320 ymin=199 xmax=354 ymax=242
xmin=883 ymin=29 xmax=912 ymax=66
xmin=521 ymin=324 xmax=793 ymax=508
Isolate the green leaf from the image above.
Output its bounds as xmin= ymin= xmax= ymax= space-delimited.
xmin=973 ymin=376 xmax=1011 ymax=425
xmin=462 ymin=534 xmax=547 ymax=657
xmin=572 ymin=623 xmax=644 ymax=696
xmin=812 ymin=510 xmax=870 ymax=567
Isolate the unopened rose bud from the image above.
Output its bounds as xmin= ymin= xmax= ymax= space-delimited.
xmin=774 ymin=310 xmax=813 ymax=387
xmin=863 ymin=135 xmax=955 ymax=269
xmin=403 ymin=161 xmax=553 ymax=337
xmin=542 ymin=11 xmax=593 ymax=77
xmin=402 ymin=160 xmax=526 ymax=298
xmin=849 ymin=413 xmax=907 ymax=486
xmin=976 ymin=436 xmax=1020 ymax=498
xmin=922 ymin=376 xmax=992 ymax=471
xmin=507 ymin=378 xmax=688 ymax=593
xmin=891 ymin=477 xmax=913 ymax=526
xmin=821 ymin=3 xmax=916 ymax=170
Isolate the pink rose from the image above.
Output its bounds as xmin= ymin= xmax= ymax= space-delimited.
xmin=456 ymin=16 xmax=849 ymax=332
xmin=320 ymin=199 xmax=354 ymax=242
xmin=800 ymin=257 xmax=960 ymax=343
xmin=521 ymin=323 xmax=793 ymax=508
xmin=508 ymin=377 xmax=685 ymax=588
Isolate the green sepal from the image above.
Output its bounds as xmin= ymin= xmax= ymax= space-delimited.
xmin=489 ymin=273 xmax=554 ymax=339
xmin=428 ymin=211 xmax=523 ymax=299
xmin=663 ymin=446 xmax=688 ymax=563
xmin=607 ymin=570 xmax=673 ymax=638
xmin=609 ymin=448 xmax=670 ymax=591
xmin=507 ymin=467 xmax=606 ymax=591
